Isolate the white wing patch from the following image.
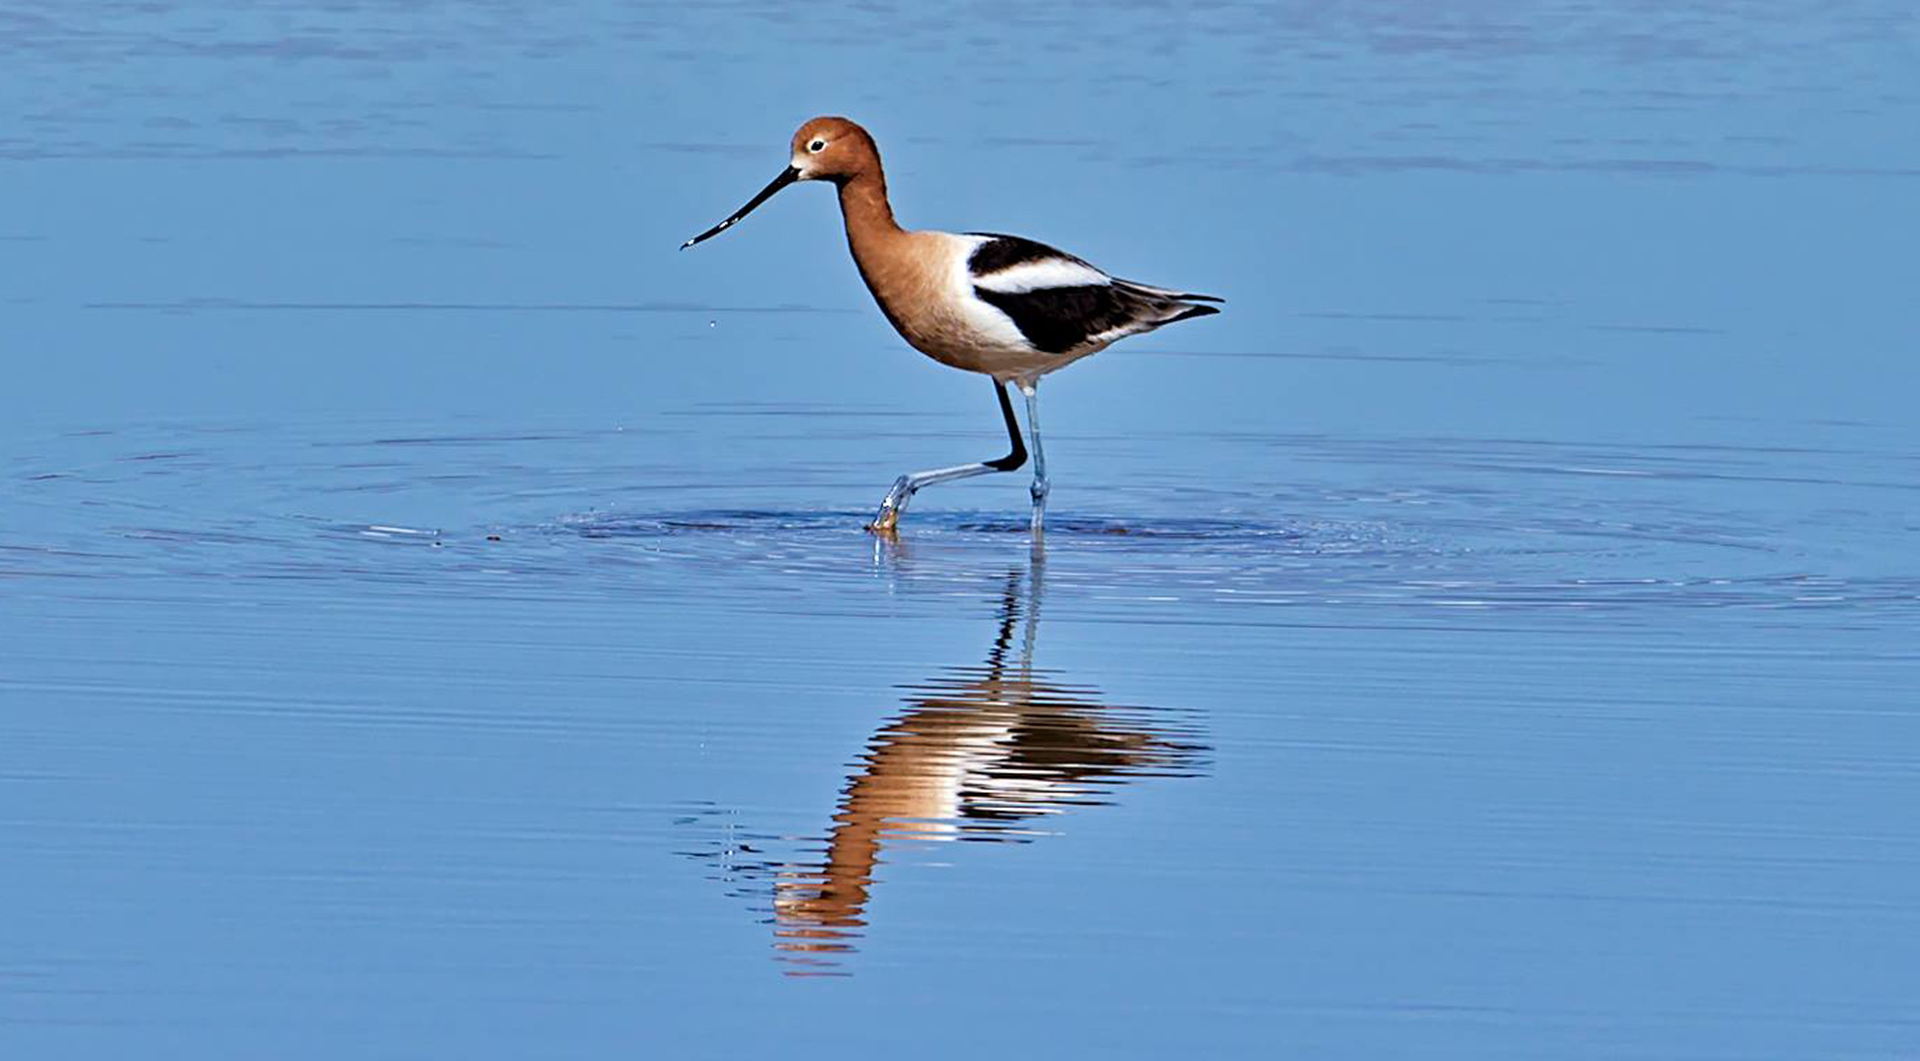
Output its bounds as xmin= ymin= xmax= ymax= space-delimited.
xmin=941 ymin=234 xmax=1032 ymax=352
xmin=971 ymin=256 xmax=1111 ymax=294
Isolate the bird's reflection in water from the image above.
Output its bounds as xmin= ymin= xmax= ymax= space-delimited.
xmin=770 ymin=550 xmax=1209 ymax=973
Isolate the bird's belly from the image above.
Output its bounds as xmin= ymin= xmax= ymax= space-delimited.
xmin=893 ymin=300 xmax=1093 ymax=380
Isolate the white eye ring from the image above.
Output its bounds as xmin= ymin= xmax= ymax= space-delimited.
xmin=807 ymin=139 xmax=826 ymax=153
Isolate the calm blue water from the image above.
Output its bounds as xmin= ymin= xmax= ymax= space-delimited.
xmin=4 ymin=2 xmax=1918 ymax=1057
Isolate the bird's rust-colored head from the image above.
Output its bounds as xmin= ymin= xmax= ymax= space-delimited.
xmin=786 ymin=116 xmax=881 ymax=184
xmin=680 ymin=116 xmax=882 ymax=249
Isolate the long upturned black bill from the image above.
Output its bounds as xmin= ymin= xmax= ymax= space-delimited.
xmin=680 ymin=166 xmax=800 ymax=249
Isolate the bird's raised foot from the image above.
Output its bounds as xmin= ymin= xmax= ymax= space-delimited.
xmin=866 ymin=476 xmax=916 ymax=534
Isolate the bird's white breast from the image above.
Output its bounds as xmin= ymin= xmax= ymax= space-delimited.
xmin=929 ymin=233 xmax=1034 ymax=355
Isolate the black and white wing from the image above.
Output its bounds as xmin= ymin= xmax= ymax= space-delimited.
xmin=965 ymin=234 xmax=1221 ymax=355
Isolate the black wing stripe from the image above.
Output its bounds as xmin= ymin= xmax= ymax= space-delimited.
xmin=973 ymin=284 xmax=1138 ymax=355
xmin=966 ymin=234 xmax=1089 ymax=277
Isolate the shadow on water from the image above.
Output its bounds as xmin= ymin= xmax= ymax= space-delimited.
xmin=683 ymin=548 xmax=1210 ymax=976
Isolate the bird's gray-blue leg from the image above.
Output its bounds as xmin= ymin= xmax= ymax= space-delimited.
xmin=869 ymin=379 xmax=1027 ymax=533
xmin=1020 ymin=380 xmax=1048 ymax=536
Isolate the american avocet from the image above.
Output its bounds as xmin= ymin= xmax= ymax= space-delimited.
xmin=681 ymin=116 xmax=1222 ymax=535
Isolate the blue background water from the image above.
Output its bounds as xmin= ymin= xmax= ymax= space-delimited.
xmin=4 ymin=2 xmax=1917 ymax=1057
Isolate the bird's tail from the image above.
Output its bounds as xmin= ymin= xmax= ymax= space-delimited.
xmin=1163 ymin=303 xmax=1220 ymax=324
xmin=1113 ymin=279 xmax=1224 ymax=331
xmin=1115 ymin=278 xmax=1224 ymax=304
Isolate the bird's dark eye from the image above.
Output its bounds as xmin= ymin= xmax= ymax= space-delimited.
xmin=807 ymin=139 xmax=826 ymax=153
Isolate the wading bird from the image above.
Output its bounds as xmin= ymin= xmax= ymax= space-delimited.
xmin=681 ymin=116 xmax=1222 ymax=535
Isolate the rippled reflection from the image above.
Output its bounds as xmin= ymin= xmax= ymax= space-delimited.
xmin=767 ymin=552 xmax=1209 ymax=972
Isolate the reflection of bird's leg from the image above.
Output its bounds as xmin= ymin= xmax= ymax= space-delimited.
xmin=981 ymin=568 xmax=1021 ymax=676
xmin=1021 ymin=551 xmax=1044 ymax=673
